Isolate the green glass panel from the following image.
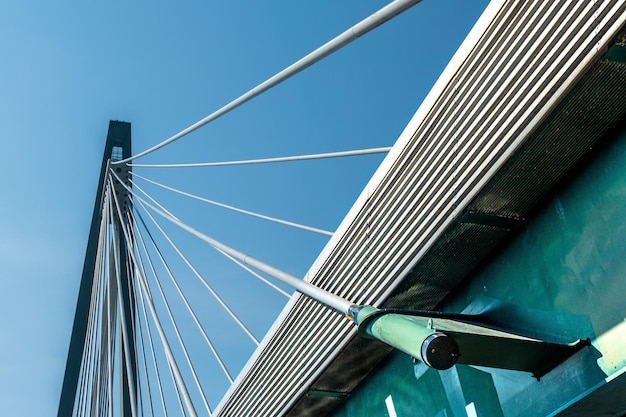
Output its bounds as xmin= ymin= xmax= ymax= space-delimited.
xmin=445 ymin=128 xmax=626 ymax=375
xmin=332 ymin=353 xmax=453 ymax=417
xmin=330 ymin=121 xmax=626 ymax=416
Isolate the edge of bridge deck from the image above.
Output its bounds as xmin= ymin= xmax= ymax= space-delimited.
xmin=212 ymin=1 xmax=626 ymax=416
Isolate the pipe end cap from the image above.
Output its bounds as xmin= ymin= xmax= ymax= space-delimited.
xmin=421 ymin=333 xmax=460 ymax=370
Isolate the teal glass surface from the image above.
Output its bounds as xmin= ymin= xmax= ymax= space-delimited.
xmin=332 ymin=353 xmax=453 ymax=417
xmin=330 ymin=129 xmax=626 ymax=416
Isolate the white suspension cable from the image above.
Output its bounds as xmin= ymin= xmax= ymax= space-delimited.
xmin=135 ymin=328 xmax=154 ymax=417
xmin=130 ymin=173 xmax=333 ymax=236
xmin=91 ymin=215 xmax=110 ymax=417
xmin=90 ymin=205 xmax=112 ymax=416
xmin=127 ymin=178 xmax=180 ymax=222
xmin=132 ymin=171 xmax=291 ymax=298
xmin=74 ymin=187 xmax=113 ymax=415
xmin=123 ymin=239 xmax=145 ymax=417
xmin=112 ymin=0 xmax=421 ymax=164
xmin=102 ymin=211 xmax=116 ymax=417
xmin=77 ymin=200 xmax=110 ymax=417
xmin=123 ymin=178 xmax=354 ymax=314
xmin=133 ymin=196 xmax=260 ymax=345
xmin=167 ymin=360 xmax=188 ymax=417
xmin=130 ymin=246 xmax=156 ymax=417
xmin=132 ymin=210 xmax=235 ymax=384
xmin=74 ymin=258 xmax=95 ymax=415
xmin=82 ymin=208 xmax=102 ymax=417
xmin=135 ymin=258 xmax=170 ymax=417
xmin=213 ymin=246 xmax=291 ymax=298
xmin=108 ymin=175 xmax=197 ymax=417
xmin=128 ymin=147 xmax=392 ymax=168
xmin=128 ymin=213 xmax=213 ymax=416
xmin=106 ymin=191 xmax=139 ymax=417
xmin=108 ymin=175 xmax=199 ymax=417
xmin=75 ymin=254 xmax=98 ymax=416
xmin=137 ymin=265 xmax=186 ymax=417
xmin=114 ymin=166 xmax=353 ymax=320
xmin=104 ymin=196 xmax=115 ymax=417
xmin=105 ymin=276 xmax=113 ymax=417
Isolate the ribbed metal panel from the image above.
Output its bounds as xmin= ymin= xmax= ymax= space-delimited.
xmin=386 ymin=222 xmax=512 ymax=309
xmin=468 ymin=59 xmax=626 ymax=218
xmin=214 ymin=1 xmax=626 ymax=416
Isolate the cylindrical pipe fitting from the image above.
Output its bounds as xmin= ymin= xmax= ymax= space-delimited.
xmin=355 ymin=306 xmax=459 ymax=370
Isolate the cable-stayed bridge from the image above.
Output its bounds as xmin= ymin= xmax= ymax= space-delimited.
xmin=58 ymin=1 xmax=626 ymax=416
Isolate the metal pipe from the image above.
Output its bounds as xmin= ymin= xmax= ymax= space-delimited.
xmin=354 ymin=306 xmax=459 ymax=370
xmin=114 ymin=0 xmax=422 ymax=164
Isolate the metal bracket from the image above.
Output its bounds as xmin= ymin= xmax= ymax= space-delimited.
xmin=356 ymin=307 xmax=589 ymax=379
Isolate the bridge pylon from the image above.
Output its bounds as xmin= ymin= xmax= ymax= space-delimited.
xmin=57 ymin=121 xmax=136 ymax=417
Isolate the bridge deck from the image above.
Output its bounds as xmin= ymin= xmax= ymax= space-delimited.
xmin=213 ymin=1 xmax=626 ymax=416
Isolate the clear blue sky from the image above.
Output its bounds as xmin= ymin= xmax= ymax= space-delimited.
xmin=0 ymin=1 xmax=488 ymax=415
